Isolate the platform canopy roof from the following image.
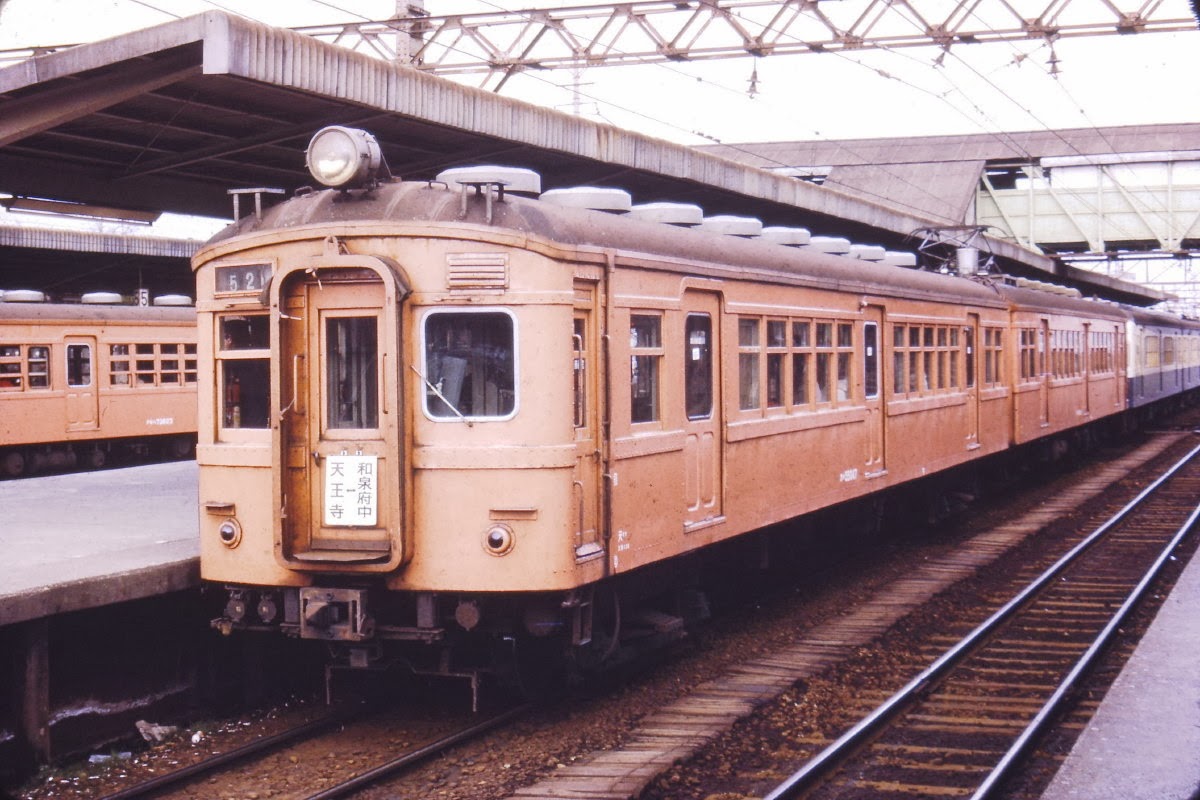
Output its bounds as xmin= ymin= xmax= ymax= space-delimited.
xmin=0 ymin=11 xmax=1168 ymax=305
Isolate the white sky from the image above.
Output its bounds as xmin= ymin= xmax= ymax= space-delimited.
xmin=0 ymin=0 xmax=1197 ymax=148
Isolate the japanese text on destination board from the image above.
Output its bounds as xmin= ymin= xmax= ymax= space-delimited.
xmin=323 ymin=454 xmax=378 ymax=526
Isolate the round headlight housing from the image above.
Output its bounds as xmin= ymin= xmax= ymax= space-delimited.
xmin=483 ymin=524 xmax=515 ymax=556
xmin=217 ymin=518 xmax=242 ymax=548
xmin=305 ymin=126 xmax=383 ymax=189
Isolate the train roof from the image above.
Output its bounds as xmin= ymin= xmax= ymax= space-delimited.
xmin=1124 ymin=304 xmax=1200 ymax=330
xmin=202 ymin=179 xmax=1021 ymax=309
xmin=0 ymin=301 xmax=195 ymax=324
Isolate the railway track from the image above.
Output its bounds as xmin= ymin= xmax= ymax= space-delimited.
xmin=97 ymin=704 xmax=528 ymax=800
xmin=762 ymin=441 xmax=1200 ymax=800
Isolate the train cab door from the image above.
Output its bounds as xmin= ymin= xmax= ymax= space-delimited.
xmin=64 ymin=336 xmax=98 ymax=431
xmin=572 ymin=283 xmax=604 ymax=562
xmin=276 ymin=259 xmax=405 ymax=569
xmin=682 ymin=291 xmax=724 ymax=531
xmin=863 ymin=309 xmax=886 ymax=478
xmin=964 ymin=314 xmax=981 ymax=450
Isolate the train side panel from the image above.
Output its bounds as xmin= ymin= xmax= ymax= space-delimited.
xmin=0 ymin=306 xmax=197 ymax=463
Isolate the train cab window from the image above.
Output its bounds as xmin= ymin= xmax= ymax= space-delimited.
xmin=218 ymin=314 xmax=270 ymax=429
xmin=630 ymin=314 xmax=662 ymax=423
xmin=423 ymin=310 xmax=516 ymax=420
xmin=738 ymin=318 xmax=760 ymax=410
xmin=685 ymin=314 xmax=713 ymax=420
xmin=327 ymin=317 xmax=378 ymax=429
xmin=66 ymin=344 xmax=91 ymax=387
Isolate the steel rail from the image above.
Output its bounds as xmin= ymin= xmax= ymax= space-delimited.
xmin=763 ymin=439 xmax=1200 ymax=800
xmin=99 ymin=708 xmax=359 ymax=800
xmin=301 ymin=704 xmax=531 ymax=800
xmin=971 ymin=485 xmax=1200 ymax=799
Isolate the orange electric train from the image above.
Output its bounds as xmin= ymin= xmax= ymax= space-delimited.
xmin=196 ymin=127 xmax=1200 ymax=694
xmin=0 ymin=293 xmax=197 ymax=477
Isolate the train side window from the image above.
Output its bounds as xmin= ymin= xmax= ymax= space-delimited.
xmin=814 ymin=322 xmax=833 ymax=403
xmin=863 ymin=323 xmax=878 ymax=399
xmin=219 ymin=313 xmax=271 ymax=429
xmin=110 ymin=344 xmax=131 ymax=385
xmin=573 ymin=319 xmax=586 ymax=429
xmin=0 ymin=345 xmax=23 ymax=390
xmin=630 ymin=314 xmax=662 ymax=423
xmin=66 ymin=344 xmax=91 ymax=387
xmin=423 ymin=310 xmax=516 ymax=420
xmin=184 ymin=344 xmax=198 ymax=384
xmin=836 ymin=323 xmax=853 ymax=401
xmin=135 ymin=343 xmax=157 ymax=385
xmin=1019 ymin=328 xmax=1039 ymax=380
xmin=27 ymin=346 xmax=49 ymax=389
xmin=738 ymin=317 xmax=760 ymax=411
xmin=948 ymin=327 xmax=960 ymax=388
xmin=766 ymin=320 xmax=786 ymax=408
xmin=792 ymin=321 xmax=811 ymax=406
xmin=685 ymin=314 xmax=713 ymax=420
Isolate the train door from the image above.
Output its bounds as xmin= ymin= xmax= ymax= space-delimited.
xmin=863 ymin=308 xmax=886 ymax=478
xmin=573 ymin=282 xmax=604 ymax=561
xmin=64 ymin=336 xmax=98 ymax=431
xmin=277 ymin=264 xmax=403 ymax=567
xmin=682 ymin=291 xmax=723 ymax=530
xmin=965 ymin=314 xmax=981 ymax=449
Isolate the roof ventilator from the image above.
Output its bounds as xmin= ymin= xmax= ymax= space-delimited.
xmin=436 ymin=166 xmax=542 ymax=225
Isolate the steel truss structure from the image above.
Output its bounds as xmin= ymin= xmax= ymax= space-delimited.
xmin=293 ymin=0 xmax=1197 ymax=90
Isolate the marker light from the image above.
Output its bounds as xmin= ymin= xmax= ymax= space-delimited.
xmin=305 ymin=126 xmax=383 ymax=189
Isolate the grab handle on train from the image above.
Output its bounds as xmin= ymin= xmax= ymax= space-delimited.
xmin=281 ymin=354 xmax=303 ymax=416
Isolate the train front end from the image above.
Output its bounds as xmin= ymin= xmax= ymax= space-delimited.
xmin=194 ymin=128 xmax=605 ymax=687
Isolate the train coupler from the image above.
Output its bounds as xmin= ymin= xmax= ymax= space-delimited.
xmin=299 ymin=587 xmax=374 ymax=641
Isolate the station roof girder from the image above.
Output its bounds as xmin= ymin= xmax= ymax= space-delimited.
xmin=0 ymin=11 xmax=1167 ymax=305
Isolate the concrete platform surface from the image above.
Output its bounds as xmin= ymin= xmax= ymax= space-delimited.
xmin=1039 ymin=542 xmax=1200 ymax=800
xmin=0 ymin=461 xmax=199 ymax=627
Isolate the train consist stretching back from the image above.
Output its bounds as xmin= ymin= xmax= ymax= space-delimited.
xmin=197 ymin=127 xmax=1200 ymax=692
xmin=0 ymin=293 xmax=197 ymax=477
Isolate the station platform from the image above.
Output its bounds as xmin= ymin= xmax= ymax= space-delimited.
xmin=1039 ymin=536 xmax=1200 ymax=800
xmin=0 ymin=461 xmax=198 ymax=627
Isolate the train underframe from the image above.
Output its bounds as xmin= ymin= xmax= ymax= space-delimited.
xmin=0 ymin=433 xmax=195 ymax=478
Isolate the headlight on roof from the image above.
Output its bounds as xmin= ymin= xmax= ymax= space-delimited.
xmin=305 ymin=126 xmax=384 ymax=189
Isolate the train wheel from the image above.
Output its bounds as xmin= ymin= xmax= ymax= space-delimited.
xmin=83 ymin=448 xmax=106 ymax=469
xmin=0 ymin=450 xmax=25 ymax=478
